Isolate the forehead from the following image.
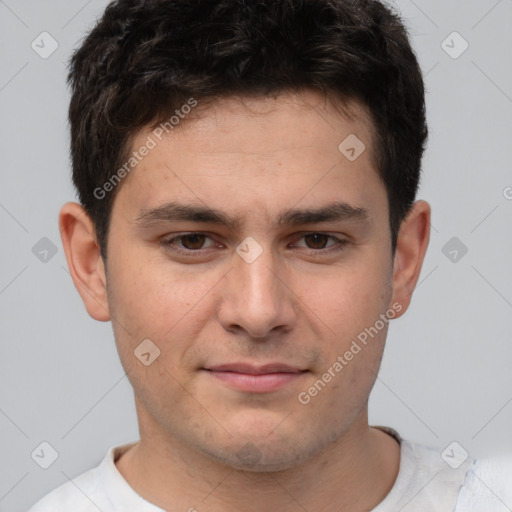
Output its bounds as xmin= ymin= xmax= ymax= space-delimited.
xmin=150 ymin=91 xmax=377 ymax=162
xmin=113 ymin=90 xmax=384 ymax=222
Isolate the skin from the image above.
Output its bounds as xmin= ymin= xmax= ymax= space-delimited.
xmin=60 ymin=89 xmax=430 ymax=512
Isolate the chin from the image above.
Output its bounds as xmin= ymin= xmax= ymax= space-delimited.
xmin=209 ymin=441 xmax=312 ymax=472
xmin=194 ymin=423 xmax=318 ymax=473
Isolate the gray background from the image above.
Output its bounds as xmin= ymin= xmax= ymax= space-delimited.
xmin=1 ymin=0 xmax=511 ymax=510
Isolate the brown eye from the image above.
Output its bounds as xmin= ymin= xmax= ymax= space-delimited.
xmin=292 ymin=233 xmax=349 ymax=255
xmin=161 ymin=232 xmax=219 ymax=256
xmin=304 ymin=233 xmax=330 ymax=249
xmin=179 ymin=234 xmax=207 ymax=250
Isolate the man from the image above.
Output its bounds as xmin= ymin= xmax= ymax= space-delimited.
xmin=28 ymin=0 xmax=511 ymax=510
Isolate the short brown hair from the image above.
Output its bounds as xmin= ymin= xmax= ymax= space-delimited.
xmin=68 ymin=0 xmax=427 ymax=260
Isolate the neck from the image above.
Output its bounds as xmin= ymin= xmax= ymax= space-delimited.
xmin=115 ymin=410 xmax=400 ymax=512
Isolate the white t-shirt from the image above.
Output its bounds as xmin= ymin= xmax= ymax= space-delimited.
xmin=27 ymin=428 xmax=512 ymax=512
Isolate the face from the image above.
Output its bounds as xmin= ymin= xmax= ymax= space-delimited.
xmin=101 ymin=90 xmax=400 ymax=470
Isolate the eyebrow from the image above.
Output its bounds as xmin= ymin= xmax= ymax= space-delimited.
xmin=134 ymin=200 xmax=370 ymax=230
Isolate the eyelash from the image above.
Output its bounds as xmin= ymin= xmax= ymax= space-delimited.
xmin=160 ymin=232 xmax=349 ymax=257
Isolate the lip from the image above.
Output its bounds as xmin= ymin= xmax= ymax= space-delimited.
xmin=203 ymin=363 xmax=308 ymax=393
xmin=206 ymin=363 xmax=305 ymax=375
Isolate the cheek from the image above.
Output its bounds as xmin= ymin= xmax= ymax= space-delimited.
xmin=108 ymin=246 xmax=211 ymax=329
xmin=106 ymin=252 xmax=227 ymax=374
xmin=298 ymin=251 xmax=393 ymax=335
xmin=106 ymin=258 xmax=212 ymax=418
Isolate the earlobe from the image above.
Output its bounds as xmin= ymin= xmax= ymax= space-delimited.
xmin=59 ymin=202 xmax=111 ymax=322
xmin=390 ymin=200 xmax=431 ymax=317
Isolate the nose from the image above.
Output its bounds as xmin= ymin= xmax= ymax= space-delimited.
xmin=217 ymin=242 xmax=297 ymax=339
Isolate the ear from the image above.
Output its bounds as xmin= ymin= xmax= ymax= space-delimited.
xmin=59 ymin=202 xmax=110 ymax=322
xmin=390 ymin=200 xmax=431 ymax=318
